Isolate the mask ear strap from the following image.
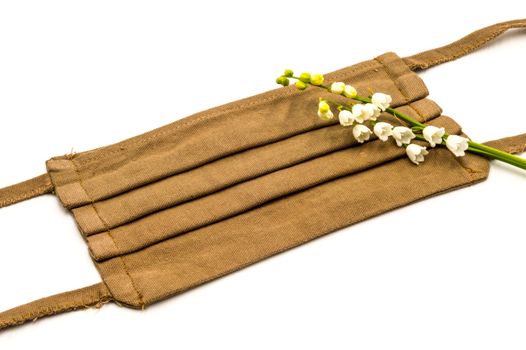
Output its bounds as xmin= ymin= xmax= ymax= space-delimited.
xmin=0 ymin=283 xmax=112 ymax=331
xmin=403 ymin=19 xmax=526 ymax=155
xmin=0 ymin=174 xmax=54 ymax=208
xmin=0 ymin=175 xmax=113 ymax=331
xmin=483 ymin=133 xmax=526 ymax=155
xmin=403 ymin=19 xmax=526 ymax=71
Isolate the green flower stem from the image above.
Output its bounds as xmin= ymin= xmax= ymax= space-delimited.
xmin=324 ymin=99 xmax=352 ymax=111
xmin=415 ymin=137 xmax=526 ymax=169
xmin=336 ymin=90 xmax=526 ymax=170
xmin=468 ymin=141 xmax=526 ymax=170
xmin=285 ymin=77 xmax=526 ymax=171
xmin=317 ymin=83 xmax=425 ymax=127
xmin=467 ymin=147 xmax=526 ymax=169
xmin=351 ymin=95 xmax=426 ymax=128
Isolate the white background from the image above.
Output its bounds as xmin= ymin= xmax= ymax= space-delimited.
xmin=1 ymin=1 xmax=525 ymax=348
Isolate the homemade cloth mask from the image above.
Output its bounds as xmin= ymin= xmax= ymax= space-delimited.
xmin=1 ymin=19 xmax=526 ymax=331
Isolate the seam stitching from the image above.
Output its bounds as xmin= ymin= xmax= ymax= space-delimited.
xmin=87 ymin=144 xmax=414 ymax=260
xmin=408 ymin=23 xmax=519 ymax=70
xmin=0 ymin=296 xmax=112 ymax=329
xmin=74 ymin=61 xmax=380 ymax=164
xmin=374 ymin=56 xmax=426 ymax=121
xmin=86 ymin=113 xmax=455 ymax=261
xmin=375 ymin=56 xmax=481 ymax=180
xmin=160 ymin=176 xmax=482 ymax=304
xmin=70 ymin=158 xmax=145 ymax=307
xmin=0 ymin=184 xmax=52 ymax=207
xmin=81 ymin=124 xmax=398 ymax=236
xmin=425 ymin=29 xmax=505 ymax=69
xmin=0 ymin=285 xmax=112 ymax=329
xmin=0 ymin=178 xmax=53 ymax=207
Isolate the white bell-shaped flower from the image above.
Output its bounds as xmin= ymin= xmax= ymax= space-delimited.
xmin=343 ymin=84 xmax=357 ymax=98
xmin=352 ymin=124 xmax=372 ymax=143
xmin=338 ymin=110 xmax=354 ymax=126
xmin=423 ymin=126 xmax=445 ymax=147
xmin=330 ymin=82 xmax=345 ymax=94
xmin=373 ymin=122 xmax=393 ymax=142
xmin=392 ymin=126 xmax=416 ymax=147
xmin=406 ymin=144 xmax=429 ymax=165
xmin=371 ymin=92 xmax=392 ymax=111
xmin=445 ymin=135 xmax=469 ymax=157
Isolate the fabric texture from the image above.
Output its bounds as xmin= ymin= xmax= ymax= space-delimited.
xmin=0 ymin=19 xmax=525 ymax=331
xmin=0 ymin=174 xmax=53 ymax=209
xmin=46 ymin=52 xmax=488 ymax=308
xmin=0 ymin=283 xmax=110 ymax=331
xmin=403 ymin=19 xmax=526 ymax=70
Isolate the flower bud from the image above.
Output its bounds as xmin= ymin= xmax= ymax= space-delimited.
xmin=318 ymin=109 xmax=334 ymax=121
xmin=299 ymin=72 xmax=311 ymax=83
xmin=310 ymin=73 xmax=324 ymax=86
xmin=318 ymin=100 xmax=330 ymax=113
xmin=330 ymin=82 xmax=345 ymax=94
xmin=295 ymin=81 xmax=308 ymax=90
xmin=284 ymin=69 xmax=294 ymax=77
xmin=276 ymin=76 xmax=290 ymax=86
xmin=343 ymin=84 xmax=357 ymax=98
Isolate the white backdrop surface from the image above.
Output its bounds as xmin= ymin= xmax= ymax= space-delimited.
xmin=0 ymin=1 xmax=525 ymax=348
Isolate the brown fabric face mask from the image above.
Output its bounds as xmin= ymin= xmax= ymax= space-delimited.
xmin=1 ymin=19 xmax=526 ymax=331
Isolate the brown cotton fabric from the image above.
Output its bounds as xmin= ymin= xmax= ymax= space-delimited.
xmin=1 ymin=19 xmax=526 ymax=331
xmin=48 ymin=52 xmax=487 ymax=309
xmin=0 ymin=284 xmax=111 ymax=330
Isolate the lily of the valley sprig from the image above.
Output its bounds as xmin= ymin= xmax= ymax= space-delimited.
xmin=276 ymin=70 xmax=526 ymax=170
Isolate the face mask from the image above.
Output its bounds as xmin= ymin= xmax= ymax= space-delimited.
xmin=1 ymin=19 xmax=525 ymax=331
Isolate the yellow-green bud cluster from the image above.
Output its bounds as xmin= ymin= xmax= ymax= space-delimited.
xmin=310 ymin=73 xmax=324 ymax=86
xmin=317 ymin=99 xmax=334 ymax=120
xmin=318 ymin=99 xmax=330 ymax=113
xmin=299 ymin=72 xmax=311 ymax=83
xmin=276 ymin=69 xmax=296 ymax=87
xmin=276 ymin=76 xmax=290 ymax=86
xmin=275 ymin=69 xmax=325 ymax=91
xmin=295 ymin=81 xmax=307 ymax=90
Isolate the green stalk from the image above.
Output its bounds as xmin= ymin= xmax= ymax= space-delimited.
xmin=344 ymin=92 xmax=526 ymax=170
xmin=351 ymin=95 xmax=426 ymax=128
xmin=284 ymin=77 xmax=526 ymax=171
xmin=413 ymin=136 xmax=526 ymax=169
xmin=466 ymin=147 xmax=526 ymax=169
xmin=468 ymin=141 xmax=526 ymax=170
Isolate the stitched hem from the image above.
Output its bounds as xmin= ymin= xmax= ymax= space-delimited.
xmin=405 ymin=25 xmax=501 ymax=70
xmin=70 ymin=158 xmax=145 ymax=308
xmin=0 ymin=283 xmax=112 ymax=331
xmin=145 ymin=155 xmax=487 ymax=306
xmin=85 ymin=114 xmax=461 ymax=262
xmin=0 ymin=297 xmax=112 ymax=331
xmin=73 ymin=62 xmax=381 ymax=165
xmin=0 ymin=174 xmax=54 ymax=208
xmin=375 ymin=56 xmax=488 ymax=182
xmin=48 ymin=52 xmax=489 ymax=308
